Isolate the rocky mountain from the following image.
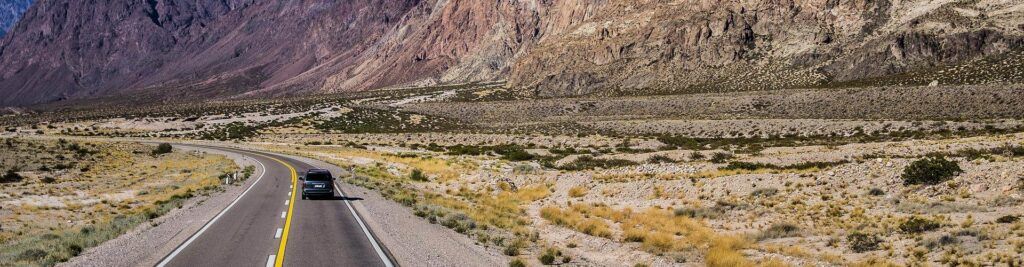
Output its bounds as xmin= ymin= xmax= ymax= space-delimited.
xmin=0 ymin=0 xmax=32 ymax=37
xmin=1 ymin=0 xmax=1022 ymax=106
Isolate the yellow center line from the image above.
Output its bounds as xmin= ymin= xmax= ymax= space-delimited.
xmin=266 ymin=156 xmax=298 ymax=267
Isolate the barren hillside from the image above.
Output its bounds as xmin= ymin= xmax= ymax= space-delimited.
xmin=1 ymin=0 xmax=1022 ymax=106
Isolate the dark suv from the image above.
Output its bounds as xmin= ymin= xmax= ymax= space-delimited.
xmin=301 ymin=169 xmax=335 ymax=199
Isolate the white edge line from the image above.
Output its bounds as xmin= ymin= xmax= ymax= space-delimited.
xmin=266 ymin=255 xmax=276 ymax=267
xmin=334 ymin=183 xmax=395 ymax=267
xmin=156 ymin=153 xmax=268 ymax=267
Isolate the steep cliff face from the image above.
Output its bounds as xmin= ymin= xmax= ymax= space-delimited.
xmin=1 ymin=0 xmax=1022 ymax=106
xmin=0 ymin=0 xmax=32 ymax=38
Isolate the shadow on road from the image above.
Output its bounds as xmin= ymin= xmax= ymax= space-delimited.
xmin=305 ymin=196 xmax=364 ymax=201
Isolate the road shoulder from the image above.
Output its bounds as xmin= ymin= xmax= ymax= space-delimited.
xmin=276 ymin=153 xmax=506 ymax=267
xmin=58 ymin=145 xmax=265 ymax=267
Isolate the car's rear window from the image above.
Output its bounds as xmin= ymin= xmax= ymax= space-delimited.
xmin=306 ymin=172 xmax=332 ymax=181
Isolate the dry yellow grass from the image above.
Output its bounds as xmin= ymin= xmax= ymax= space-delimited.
xmin=542 ymin=203 xmax=760 ymax=264
xmin=0 ymin=139 xmax=237 ymax=266
xmin=539 ymin=205 xmax=613 ymax=238
xmin=568 ymin=186 xmax=588 ymax=198
xmin=263 ymin=145 xmax=474 ymax=182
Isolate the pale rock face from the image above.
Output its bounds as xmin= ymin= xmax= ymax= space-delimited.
xmin=1 ymin=0 xmax=1022 ymax=106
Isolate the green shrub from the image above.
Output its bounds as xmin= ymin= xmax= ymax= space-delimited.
xmin=646 ymin=155 xmax=675 ymax=164
xmin=242 ymin=166 xmax=256 ymax=180
xmin=995 ymin=215 xmax=1019 ymax=224
xmin=503 ymin=243 xmax=520 ymax=256
xmin=721 ymin=161 xmax=849 ymax=171
xmin=536 ymin=247 xmax=561 ymax=263
xmin=1 ymin=169 xmax=23 ymax=183
xmin=847 ymin=232 xmax=881 ymax=252
xmin=493 ymin=145 xmax=534 ymax=161
xmin=722 ymin=161 xmax=776 ymax=170
xmin=710 ymin=152 xmax=733 ymax=163
xmin=557 ymin=156 xmax=637 ymax=171
xmin=902 ymin=157 xmax=962 ymax=185
xmin=152 ymin=143 xmax=173 ymax=155
xmin=409 ymin=169 xmax=428 ymax=181
xmin=899 ymin=216 xmax=941 ymax=234
xmin=539 ymin=252 xmax=556 ymax=265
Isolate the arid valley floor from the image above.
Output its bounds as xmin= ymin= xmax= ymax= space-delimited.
xmin=3 ymin=83 xmax=1024 ymax=266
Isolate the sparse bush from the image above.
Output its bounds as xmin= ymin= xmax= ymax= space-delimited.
xmin=646 ymin=155 xmax=675 ymax=164
xmin=500 ymin=149 xmax=534 ymax=161
xmin=722 ymin=161 xmax=776 ymax=170
xmin=16 ymin=248 xmax=48 ymax=262
xmin=673 ymin=206 xmax=723 ymax=219
xmin=867 ymin=188 xmax=885 ymax=196
xmin=721 ymin=161 xmax=848 ymax=171
xmin=1 ymin=169 xmax=23 ymax=183
xmin=621 ymin=231 xmax=645 ymax=243
xmin=847 ymin=232 xmax=882 ymax=252
xmin=440 ymin=213 xmax=477 ymax=233
xmin=750 ymin=188 xmax=779 ymax=197
xmin=758 ymin=223 xmax=800 ymax=240
xmin=538 ymin=248 xmax=560 ymax=265
xmin=509 ymin=258 xmax=526 ymax=267
xmin=503 ymin=243 xmax=520 ymax=256
xmin=558 ymin=156 xmax=637 ymax=171
xmin=512 ymin=164 xmax=537 ymax=174
xmin=995 ymin=215 xmax=1019 ymax=224
xmin=241 ymin=165 xmax=256 ymax=180
xmin=900 ymin=216 xmax=941 ymax=234
xmin=690 ymin=151 xmax=706 ymax=161
xmin=902 ymin=157 xmax=962 ymax=185
xmin=409 ymin=169 xmax=428 ymax=181
xmin=540 ymin=206 xmax=613 ymax=238
xmin=568 ymin=186 xmax=588 ymax=198
xmin=710 ymin=152 xmax=733 ymax=163
xmin=641 ymin=232 xmax=674 ymax=252
xmin=152 ymin=143 xmax=173 ymax=155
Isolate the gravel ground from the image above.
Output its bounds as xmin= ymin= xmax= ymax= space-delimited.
xmin=274 ymin=151 xmax=506 ymax=267
xmin=59 ymin=145 xmax=265 ymax=267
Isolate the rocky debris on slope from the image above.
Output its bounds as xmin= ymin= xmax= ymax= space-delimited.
xmin=509 ymin=0 xmax=1024 ymax=96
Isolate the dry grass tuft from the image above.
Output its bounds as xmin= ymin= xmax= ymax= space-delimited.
xmin=540 ymin=205 xmax=613 ymax=238
xmin=568 ymin=186 xmax=589 ymax=198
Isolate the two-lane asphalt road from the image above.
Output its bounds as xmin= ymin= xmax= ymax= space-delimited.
xmin=156 ymin=145 xmax=393 ymax=267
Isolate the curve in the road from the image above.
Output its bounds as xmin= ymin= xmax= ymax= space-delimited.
xmin=154 ymin=144 xmax=394 ymax=267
